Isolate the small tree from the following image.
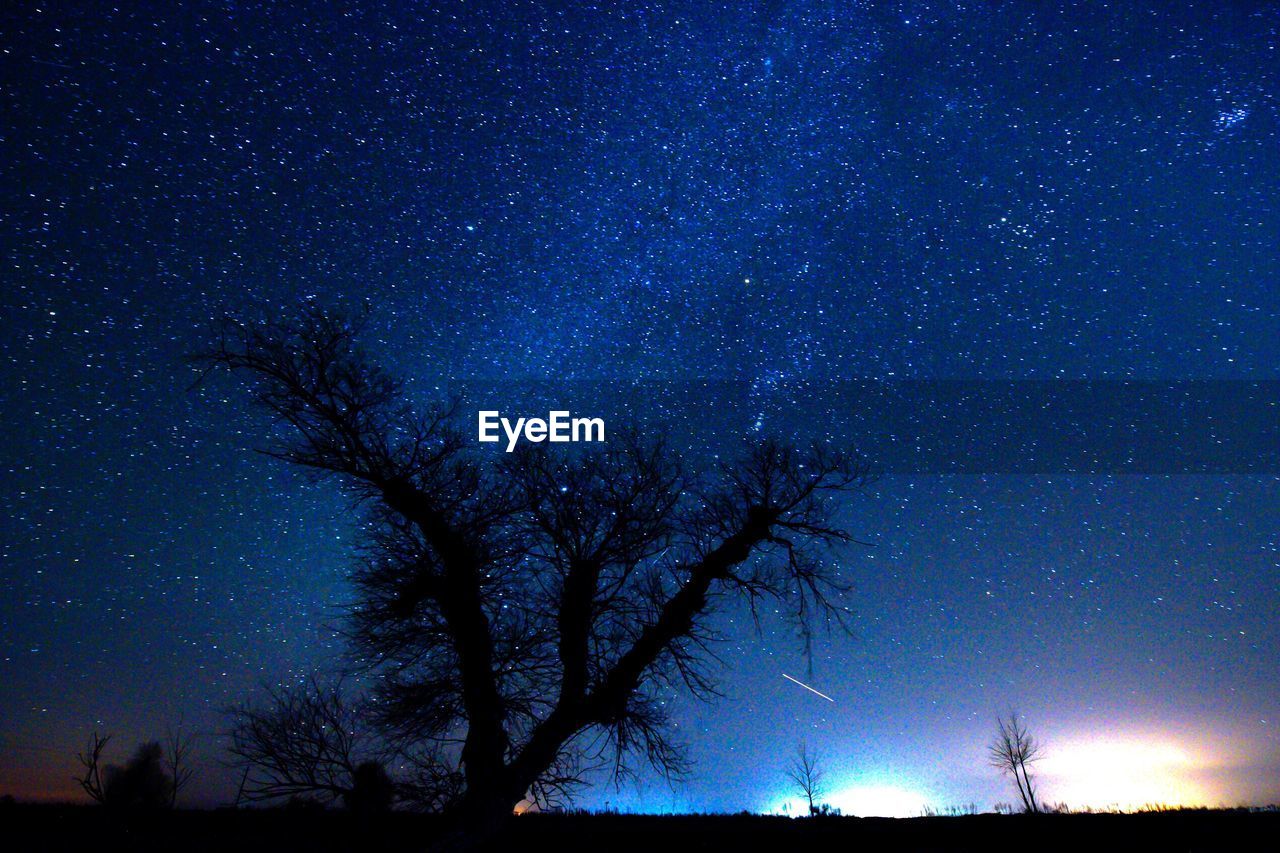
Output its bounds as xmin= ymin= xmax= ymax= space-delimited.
xmin=226 ymin=677 xmax=393 ymax=808
xmin=786 ymin=742 xmax=826 ymax=815
xmin=344 ymin=761 xmax=396 ymax=815
xmin=75 ymin=732 xmax=111 ymax=804
xmin=76 ymin=731 xmax=195 ymax=808
xmin=165 ymin=727 xmax=196 ymax=808
xmin=103 ymin=742 xmax=172 ymax=809
xmin=988 ymin=711 xmax=1042 ymax=814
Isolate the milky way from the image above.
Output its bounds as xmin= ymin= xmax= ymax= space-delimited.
xmin=2 ymin=2 xmax=1277 ymax=810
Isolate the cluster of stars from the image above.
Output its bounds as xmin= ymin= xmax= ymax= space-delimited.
xmin=1 ymin=1 xmax=1277 ymax=810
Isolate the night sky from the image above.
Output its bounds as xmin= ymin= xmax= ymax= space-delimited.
xmin=2 ymin=1 xmax=1278 ymax=813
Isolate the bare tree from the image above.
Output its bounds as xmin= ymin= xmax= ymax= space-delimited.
xmin=786 ymin=742 xmax=826 ymax=815
xmin=75 ymin=731 xmax=111 ymax=804
xmin=165 ymin=727 xmax=196 ymax=808
xmin=988 ymin=711 xmax=1043 ymax=814
xmin=198 ymin=306 xmax=871 ymax=833
xmin=226 ymin=677 xmax=390 ymax=806
xmin=76 ymin=730 xmax=193 ymax=809
xmin=392 ymin=743 xmax=466 ymax=813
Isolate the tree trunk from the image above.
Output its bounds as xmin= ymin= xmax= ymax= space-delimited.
xmin=432 ymin=786 xmax=519 ymax=851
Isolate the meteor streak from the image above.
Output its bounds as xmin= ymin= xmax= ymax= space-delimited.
xmin=781 ymin=673 xmax=835 ymax=702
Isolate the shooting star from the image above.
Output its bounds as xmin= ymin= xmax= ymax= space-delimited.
xmin=781 ymin=673 xmax=835 ymax=703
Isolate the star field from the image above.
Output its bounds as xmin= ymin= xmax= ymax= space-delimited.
xmin=1 ymin=2 xmax=1278 ymax=809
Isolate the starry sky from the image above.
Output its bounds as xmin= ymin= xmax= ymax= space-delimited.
xmin=2 ymin=1 xmax=1278 ymax=813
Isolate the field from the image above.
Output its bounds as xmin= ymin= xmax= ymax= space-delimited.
xmin=3 ymin=802 xmax=1277 ymax=852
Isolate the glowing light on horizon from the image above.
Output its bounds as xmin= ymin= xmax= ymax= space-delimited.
xmin=1038 ymin=736 xmax=1214 ymax=810
xmin=771 ymin=783 xmax=931 ymax=818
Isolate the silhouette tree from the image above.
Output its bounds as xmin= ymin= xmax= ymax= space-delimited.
xmin=786 ymin=742 xmax=826 ymax=815
xmin=74 ymin=731 xmax=111 ymax=804
xmin=103 ymin=742 xmax=172 ymax=809
xmin=344 ymin=761 xmax=397 ymax=815
xmin=227 ymin=677 xmax=391 ymax=807
xmin=165 ymin=727 xmax=196 ymax=808
xmin=76 ymin=731 xmax=193 ymax=809
xmin=199 ymin=306 xmax=871 ymax=834
xmin=988 ymin=711 xmax=1043 ymax=814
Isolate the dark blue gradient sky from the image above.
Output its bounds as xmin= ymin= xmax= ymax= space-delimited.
xmin=2 ymin=1 xmax=1277 ymax=811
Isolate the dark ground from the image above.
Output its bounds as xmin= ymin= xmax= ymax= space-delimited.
xmin=3 ymin=802 xmax=1276 ymax=852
